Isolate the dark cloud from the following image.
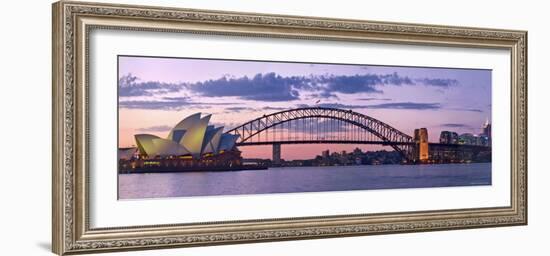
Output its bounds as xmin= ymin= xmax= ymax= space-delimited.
xmin=224 ymin=106 xmax=291 ymax=113
xmin=462 ymin=108 xmax=483 ymax=112
xmin=440 ymin=123 xmax=471 ymax=128
xmin=274 ymin=117 xmax=350 ymax=131
xmin=182 ymin=72 xmax=440 ymax=101
xmin=119 ymin=97 xmax=240 ymax=111
xmin=262 ymin=106 xmax=288 ymax=111
xmin=312 ymin=73 xmax=414 ymax=95
xmin=119 ymin=100 xmax=207 ymax=110
xmin=309 ymin=91 xmax=339 ymax=99
xmin=119 ymin=74 xmax=184 ymax=97
xmin=366 ymin=102 xmax=441 ymax=110
xmin=357 ymin=97 xmax=391 ymax=101
xmin=137 ymin=125 xmax=172 ymax=132
xmin=162 ymin=96 xmax=191 ymax=101
xmin=189 ymin=73 xmax=304 ymax=102
xmin=298 ymin=102 xmax=440 ymax=110
xmin=308 ymin=103 xmax=368 ymax=109
xmin=416 ymin=78 xmax=459 ymax=88
xmin=187 ymin=73 xmax=457 ymax=101
xmin=382 ymin=72 xmax=416 ymax=86
xmin=318 ymin=75 xmax=383 ymax=94
xmin=448 ymin=108 xmax=483 ymax=112
xmin=224 ymin=107 xmax=255 ymax=113
xmin=187 ymin=72 xmax=415 ymax=102
xmin=120 ymin=72 xmax=459 ymax=102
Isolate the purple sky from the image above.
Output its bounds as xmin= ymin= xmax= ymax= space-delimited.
xmin=118 ymin=56 xmax=491 ymax=160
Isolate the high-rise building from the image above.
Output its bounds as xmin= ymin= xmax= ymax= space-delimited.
xmin=458 ymin=133 xmax=475 ymax=145
xmin=450 ymin=132 xmax=458 ymax=144
xmin=440 ymin=131 xmax=448 ymax=144
xmin=479 ymin=135 xmax=490 ymax=146
xmin=439 ymin=131 xmax=459 ymax=144
xmin=482 ymin=118 xmax=492 ymax=146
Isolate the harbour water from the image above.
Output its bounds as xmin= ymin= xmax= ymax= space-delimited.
xmin=118 ymin=163 xmax=491 ymax=199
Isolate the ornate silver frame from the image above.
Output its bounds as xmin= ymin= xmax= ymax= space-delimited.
xmin=52 ymin=1 xmax=527 ymax=255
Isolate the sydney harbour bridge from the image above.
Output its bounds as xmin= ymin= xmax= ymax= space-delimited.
xmin=226 ymin=107 xmax=491 ymax=164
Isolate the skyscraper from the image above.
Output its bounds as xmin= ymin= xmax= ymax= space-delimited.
xmin=482 ymin=118 xmax=492 ymax=146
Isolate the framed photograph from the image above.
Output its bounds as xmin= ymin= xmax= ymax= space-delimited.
xmin=52 ymin=1 xmax=527 ymax=255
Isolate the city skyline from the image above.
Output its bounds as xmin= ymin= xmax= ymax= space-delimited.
xmin=118 ymin=56 xmax=492 ymax=160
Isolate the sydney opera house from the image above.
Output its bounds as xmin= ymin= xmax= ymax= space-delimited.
xmin=135 ymin=113 xmax=239 ymax=158
xmin=119 ymin=113 xmax=247 ymax=173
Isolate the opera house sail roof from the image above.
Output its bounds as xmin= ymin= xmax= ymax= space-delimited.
xmin=135 ymin=113 xmax=239 ymax=159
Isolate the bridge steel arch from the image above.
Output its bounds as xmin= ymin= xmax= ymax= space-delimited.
xmin=226 ymin=107 xmax=416 ymax=161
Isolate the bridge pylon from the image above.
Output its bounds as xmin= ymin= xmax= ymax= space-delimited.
xmin=272 ymin=143 xmax=281 ymax=166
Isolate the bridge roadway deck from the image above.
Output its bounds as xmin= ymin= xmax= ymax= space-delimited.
xmin=236 ymin=140 xmax=490 ymax=149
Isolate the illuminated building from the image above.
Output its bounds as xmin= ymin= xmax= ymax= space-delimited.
xmin=439 ymin=131 xmax=458 ymax=144
xmin=118 ymin=147 xmax=138 ymax=160
xmin=479 ymin=135 xmax=490 ymax=146
xmin=134 ymin=113 xmax=240 ymax=159
xmin=119 ymin=113 xmax=247 ymax=173
xmin=458 ymin=133 xmax=475 ymax=145
xmin=482 ymin=119 xmax=492 ymax=145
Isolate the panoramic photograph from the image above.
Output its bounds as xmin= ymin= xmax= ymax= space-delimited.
xmin=117 ymin=55 xmax=492 ymax=199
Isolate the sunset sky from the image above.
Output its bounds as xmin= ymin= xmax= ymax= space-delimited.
xmin=118 ymin=56 xmax=491 ymax=160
